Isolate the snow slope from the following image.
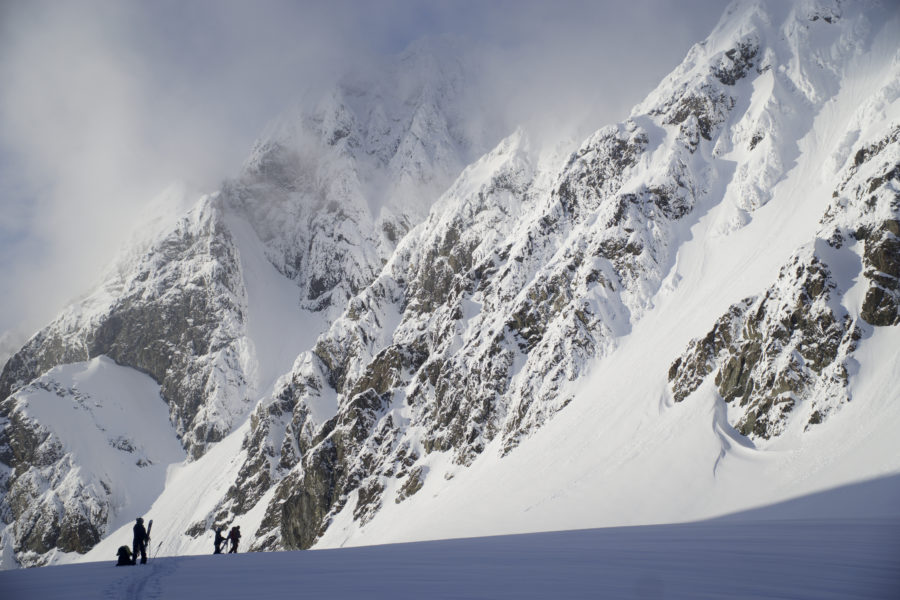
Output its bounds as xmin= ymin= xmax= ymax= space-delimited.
xmin=307 ymin=0 xmax=900 ymax=547
xmin=224 ymin=212 xmax=325 ymax=400
xmin=3 ymin=490 xmax=899 ymax=600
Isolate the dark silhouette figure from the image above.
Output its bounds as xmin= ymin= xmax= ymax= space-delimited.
xmin=214 ymin=527 xmax=226 ymax=554
xmin=227 ymin=525 xmax=241 ymax=554
xmin=116 ymin=545 xmax=133 ymax=566
xmin=132 ymin=517 xmax=149 ymax=564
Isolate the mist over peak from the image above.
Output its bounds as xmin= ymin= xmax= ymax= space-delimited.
xmin=0 ymin=1 xmax=725 ymax=339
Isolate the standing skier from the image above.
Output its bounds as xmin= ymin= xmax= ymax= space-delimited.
xmin=214 ymin=527 xmax=226 ymax=554
xmin=227 ymin=525 xmax=241 ymax=554
xmin=132 ymin=517 xmax=150 ymax=564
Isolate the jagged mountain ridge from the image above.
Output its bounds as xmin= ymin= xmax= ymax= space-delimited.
xmin=1 ymin=0 xmax=899 ymax=568
xmin=0 ymin=38 xmax=507 ymax=567
xmin=1 ymin=197 xmax=249 ymax=458
xmin=223 ymin=0 xmax=899 ymax=552
xmin=222 ymin=35 xmax=502 ymax=318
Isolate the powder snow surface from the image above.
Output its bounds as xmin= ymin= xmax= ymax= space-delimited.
xmin=3 ymin=487 xmax=899 ymax=599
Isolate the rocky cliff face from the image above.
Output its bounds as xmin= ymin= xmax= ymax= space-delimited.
xmin=228 ymin=0 xmax=895 ymax=551
xmin=669 ymin=124 xmax=900 ymax=439
xmin=668 ymin=250 xmax=862 ymax=439
xmin=0 ymin=39 xmax=503 ymax=568
xmin=0 ymin=197 xmax=245 ymax=567
xmin=1 ymin=196 xmax=249 ymax=460
xmin=0 ymin=358 xmax=184 ymax=567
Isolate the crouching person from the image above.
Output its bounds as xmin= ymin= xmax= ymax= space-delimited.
xmin=116 ymin=545 xmax=133 ymax=566
xmin=213 ymin=527 xmax=226 ymax=554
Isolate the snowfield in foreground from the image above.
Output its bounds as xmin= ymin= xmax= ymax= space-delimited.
xmin=2 ymin=476 xmax=899 ymax=600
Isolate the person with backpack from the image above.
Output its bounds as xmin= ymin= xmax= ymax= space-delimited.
xmin=213 ymin=527 xmax=226 ymax=554
xmin=227 ymin=525 xmax=241 ymax=553
xmin=116 ymin=545 xmax=133 ymax=566
xmin=132 ymin=517 xmax=150 ymax=564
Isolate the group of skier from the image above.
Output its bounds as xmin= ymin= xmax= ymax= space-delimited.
xmin=115 ymin=517 xmax=152 ymax=566
xmin=214 ymin=525 xmax=242 ymax=554
xmin=115 ymin=517 xmax=242 ymax=566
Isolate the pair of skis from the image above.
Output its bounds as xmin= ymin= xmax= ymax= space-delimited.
xmin=145 ymin=519 xmax=162 ymax=562
xmin=116 ymin=519 xmax=161 ymax=566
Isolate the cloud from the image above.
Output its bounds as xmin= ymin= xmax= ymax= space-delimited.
xmin=0 ymin=0 xmax=723 ymax=339
xmin=0 ymin=0 xmax=356 ymax=336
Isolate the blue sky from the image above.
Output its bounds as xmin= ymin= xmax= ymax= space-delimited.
xmin=0 ymin=0 xmax=722 ymax=340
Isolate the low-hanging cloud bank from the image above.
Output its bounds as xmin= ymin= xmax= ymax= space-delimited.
xmin=0 ymin=0 xmax=721 ymax=339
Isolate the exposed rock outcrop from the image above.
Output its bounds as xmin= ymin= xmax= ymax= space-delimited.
xmin=669 ymin=125 xmax=900 ymax=438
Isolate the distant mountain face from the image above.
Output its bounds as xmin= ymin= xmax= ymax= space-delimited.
xmin=0 ymin=37 xmax=505 ymax=567
xmin=1 ymin=196 xmax=248 ymax=460
xmin=2 ymin=0 xmax=899 ymax=569
xmin=223 ymin=36 xmax=503 ymax=319
xmin=235 ymin=0 xmax=900 ymax=552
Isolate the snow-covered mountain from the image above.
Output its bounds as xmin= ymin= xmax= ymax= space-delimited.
xmin=0 ymin=36 xmax=506 ymax=567
xmin=2 ymin=0 xmax=899 ymax=570
xmin=226 ymin=35 xmax=503 ymax=319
